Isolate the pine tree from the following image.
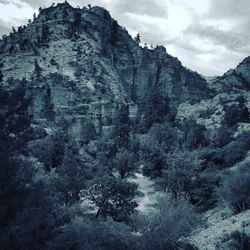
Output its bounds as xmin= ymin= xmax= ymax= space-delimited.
xmin=43 ymin=85 xmax=55 ymax=121
xmin=134 ymin=33 xmax=141 ymax=45
xmin=34 ymin=59 xmax=42 ymax=79
xmin=112 ymin=103 xmax=130 ymax=149
xmin=41 ymin=24 xmax=49 ymax=43
xmin=141 ymin=86 xmax=170 ymax=131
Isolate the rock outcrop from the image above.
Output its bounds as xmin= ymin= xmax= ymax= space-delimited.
xmin=0 ymin=2 xmax=239 ymax=138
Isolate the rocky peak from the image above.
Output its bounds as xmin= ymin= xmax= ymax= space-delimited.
xmin=0 ymin=3 xmax=215 ymax=136
xmin=210 ymin=56 xmax=250 ymax=94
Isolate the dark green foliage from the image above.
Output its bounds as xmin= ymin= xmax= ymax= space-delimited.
xmin=81 ymin=120 xmax=97 ymax=144
xmin=110 ymin=20 xmax=119 ymax=46
xmin=163 ymin=151 xmax=198 ymax=198
xmin=112 ymin=149 xmax=137 ymax=179
xmin=219 ymin=164 xmax=250 ymax=213
xmin=48 ymin=217 xmax=140 ymax=250
xmin=140 ymin=87 xmax=170 ymax=132
xmin=223 ymin=96 xmax=250 ymax=127
xmin=0 ymin=69 xmax=3 ymax=82
xmin=0 ymin=82 xmax=57 ymax=249
xmin=33 ymin=59 xmax=42 ymax=79
xmin=237 ymin=95 xmax=250 ymax=122
xmin=56 ymin=141 xmax=86 ymax=205
xmin=224 ymin=231 xmax=250 ymax=250
xmin=111 ymin=103 xmax=130 ymax=149
xmin=41 ymin=24 xmax=49 ymax=43
xmin=222 ymin=132 xmax=250 ymax=167
xmin=82 ymin=175 xmax=137 ymax=222
xmin=181 ymin=118 xmax=207 ymax=149
xmin=73 ymin=11 xmax=81 ymax=33
xmin=43 ymin=85 xmax=55 ymax=121
xmin=134 ymin=33 xmax=141 ymax=45
xmin=211 ymin=125 xmax=233 ymax=147
xmin=142 ymin=122 xmax=177 ymax=177
xmin=141 ymin=195 xmax=201 ymax=250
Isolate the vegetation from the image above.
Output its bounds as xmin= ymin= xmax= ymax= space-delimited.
xmin=1 ymin=3 xmax=250 ymax=249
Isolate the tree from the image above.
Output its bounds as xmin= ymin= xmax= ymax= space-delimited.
xmin=141 ymin=122 xmax=177 ymax=177
xmin=43 ymin=85 xmax=55 ymax=121
xmin=219 ymin=165 xmax=250 ymax=213
xmin=81 ymin=120 xmax=97 ymax=145
xmin=134 ymin=33 xmax=141 ymax=45
xmin=112 ymin=149 xmax=137 ymax=179
xmin=73 ymin=11 xmax=81 ymax=33
xmin=56 ymin=141 xmax=86 ymax=205
xmin=81 ymin=175 xmax=137 ymax=222
xmin=163 ymin=151 xmax=198 ymax=198
xmin=141 ymin=86 xmax=170 ymax=131
xmin=237 ymin=95 xmax=250 ymax=122
xmin=0 ymin=69 xmax=3 ymax=82
xmin=0 ymin=82 xmax=58 ymax=249
xmin=141 ymin=195 xmax=201 ymax=250
xmin=110 ymin=20 xmax=119 ymax=46
xmin=33 ymin=59 xmax=42 ymax=79
xmin=181 ymin=118 xmax=207 ymax=149
xmin=33 ymin=12 xmax=36 ymax=20
xmin=111 ymin=103 xmax=130 ymax=149
xmin=41 ymin=24 xmax=49 ymax=43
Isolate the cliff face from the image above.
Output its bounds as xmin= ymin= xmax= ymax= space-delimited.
xmin=209 ymin=56 xmax=250 ymax=94
xmin=0 ymin=3 xmax=212 ymax=134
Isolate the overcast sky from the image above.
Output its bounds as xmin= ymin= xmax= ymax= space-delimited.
xmin=0 ymin=0 xmax=250 ymax=76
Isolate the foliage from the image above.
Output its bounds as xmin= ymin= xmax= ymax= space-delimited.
xmin=140 ymin=87 xmax=170 ymax=132
xmin=218 ymin=164 xmax=250 ymax=213
xmin=141 ymin=122 xmax=177 ymax=177
xmin=112 ymin=149 xmax=137 ymax=179
xmin=163 ymin=151 xmax=199 ymax=198
xmin=48 ymin=216 xmax=140 ymax=250
xmin=223 ymin=230 xmax=250 ymax=250
xmin=141 ymin=195 xmax=201 ymax=250
xmin=81 ymin=120 xmax=97 ymax=144
xmin=81 ymin=174 xmax=137 ymax=222
xmin=111 ymin=103 xmax=130 ymax=149
xmin=180 ymin=118 xmax=207 ymax=149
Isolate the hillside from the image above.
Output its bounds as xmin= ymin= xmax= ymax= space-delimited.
xmin=0 ymin=2 xmax=250 ymax=250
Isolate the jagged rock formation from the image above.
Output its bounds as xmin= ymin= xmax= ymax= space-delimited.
xmin=209 ymin=56 xmax=250 ymax=94
xmin=0 ymin=2 xmax=212 ymax=136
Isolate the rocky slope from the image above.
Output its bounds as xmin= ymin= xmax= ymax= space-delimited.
xmin=209 ymin=56 xmax=250 ymax=94
xmin=0 ymin=2 xmax=212 ymax=137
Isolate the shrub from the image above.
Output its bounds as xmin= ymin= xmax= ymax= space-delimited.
xmin=218 ymin=164 xmax=250 ymax=213
xmin=81 ymin=120 xmax=97 ymax=144
xmin=221 ymin=230 xmax=250 ymax=250
xmin=141 ymin=195 xmax=201 ymax=250
xmin=222 ymin=132 xmax=250 ymax=167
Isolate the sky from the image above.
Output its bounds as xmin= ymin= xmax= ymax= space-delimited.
xmin=0 ymin=0 xmax=250 ymax=76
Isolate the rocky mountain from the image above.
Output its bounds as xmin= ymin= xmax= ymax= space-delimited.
xmin=209 ymin=56 xmax=250 ymax=94
xmin=0 ymin=2 xmax=212 ymax=137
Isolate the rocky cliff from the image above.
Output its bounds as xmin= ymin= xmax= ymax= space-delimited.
xmin=209 ymin=56 xmax=250 ymax=94
xmin=0 ymin=2 xmax=212 ymax=136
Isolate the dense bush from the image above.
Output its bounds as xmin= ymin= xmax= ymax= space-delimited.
xmin=220 ymin=230 xmax=250 ymax=250
xmin=163 ymin=151 xmax=198 ymax=198
xmin=218 ymin=164 xmax=250 ymax=213
xmin=141 ymin=195 xmax=201 ymax=250
xmin=141 ymin=122 xmax=177 ymax=177
xmin=81 ymin=120 xmax=97 ymax=144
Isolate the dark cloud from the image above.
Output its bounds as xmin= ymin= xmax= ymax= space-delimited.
xmin=185 ymin=24 xmax=249 ymax=53
xmin=208 ymin=0 xmax=250 ymax=18
xmin=0 ymin=0 xmax=9 ymax=4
